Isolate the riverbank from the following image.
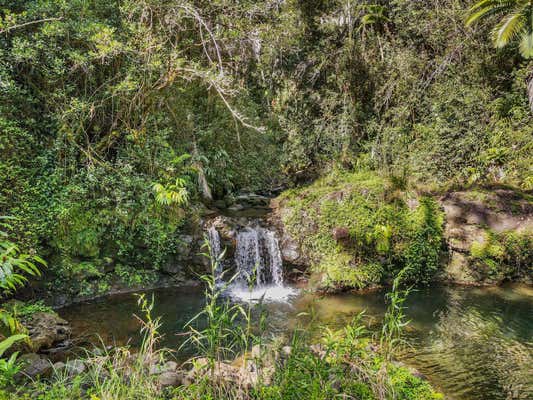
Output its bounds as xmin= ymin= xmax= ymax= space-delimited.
xmin=269 ymin=170 xmax=532 ymax=292
xmin=9 ymin=283 xmax=532 ymax=400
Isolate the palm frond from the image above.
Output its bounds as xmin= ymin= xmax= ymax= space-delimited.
xmin=519 ymin=31 xmax=533 ymax=57
xmin=466 ymin=2 xmax=517 ymax=26
xmin=493 ymin=12 xmax=526 ymax=47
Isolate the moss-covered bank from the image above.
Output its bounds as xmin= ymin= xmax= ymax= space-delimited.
xmin=271 ymin=170 xmax=532 ymax=290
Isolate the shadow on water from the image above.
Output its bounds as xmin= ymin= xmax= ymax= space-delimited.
xmin=59 ymin=284 xmax=533 ymax=400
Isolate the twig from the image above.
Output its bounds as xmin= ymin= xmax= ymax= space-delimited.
xmin=0 ymin=17 xmax=63 ymax=34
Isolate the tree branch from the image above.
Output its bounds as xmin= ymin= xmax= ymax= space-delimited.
xmin=0 ymin=17 xmax=63 ymax=34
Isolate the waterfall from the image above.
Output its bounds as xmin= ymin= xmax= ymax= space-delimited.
xmin=234 ymin=226 xmax=284 ymax=288
xmin=207 ymin=225 xmax=223 ymax=277
xmin=206 ymin=222 xmax=296 ymax=302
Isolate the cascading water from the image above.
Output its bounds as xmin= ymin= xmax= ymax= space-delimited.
xmin=234 ymin=226 xmax=284 ymax=287
xmin=207 ymin=225 xmax=222 ymax=277
xmin=206 ymin=223 xmax=296 ymax=302
xmin=231 ymin=225 xmax=295 ymax=301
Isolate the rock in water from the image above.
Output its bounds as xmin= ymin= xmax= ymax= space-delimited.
xmin=16 ymin=353 xmax=52 ymax=380
xmin=158 ymin=371 xmax=185 ymax=388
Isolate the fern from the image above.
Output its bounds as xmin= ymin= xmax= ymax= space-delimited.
xmin=0 ymin=217 xmax=45 ymax=294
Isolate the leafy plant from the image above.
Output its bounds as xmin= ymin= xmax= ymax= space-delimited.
xmin=0 ymin=217 xmax=45 ymax=293
xmin=0 ymin=351 xmax=22 ymax=388
xmin=466 ymin=0 xmax=533 ymax=58
xmin=380 ymin=269 xmax=411 ymax=361
xmin=181 ymin=239 xmax=246 ymax=365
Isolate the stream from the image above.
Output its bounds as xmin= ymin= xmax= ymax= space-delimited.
xmin=58 ymin=221 xmax=532 ymax=400
xmin=59 ymin=283 xmax=533 ymax=400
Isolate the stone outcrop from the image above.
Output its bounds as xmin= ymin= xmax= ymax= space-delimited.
xmin=269 ymin=188 xmax=532 ymax=286
xmin=23 ymin=312 xmax=71 ymax=352
xmin=268 ymin=197 xmax=311 ymax=267
xmin=440 ymin=189 xmax=532 ymax=284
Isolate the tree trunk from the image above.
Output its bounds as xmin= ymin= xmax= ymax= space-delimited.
xmin=189 ymin=115 xmax=213 ymax=203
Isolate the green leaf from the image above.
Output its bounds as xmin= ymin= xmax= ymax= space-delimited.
xmin=519 ymin=31 xmax=533 ymax=58
xmin=0 ymin=334 xmax=27 ymax=358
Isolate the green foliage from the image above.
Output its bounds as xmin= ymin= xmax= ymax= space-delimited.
xmin=280 ymin=169 xmax=445 ymax=290
xmin=0 ymin=351 xmax=22 ymax=389
xmin=0 ymin=217 xmax=45 ymax=293
xmin=182 ymin=239 xmax=253 ymax=365
xmin=380 ymin=270 xmax=411 ymax=361
xmin=250 ymin=318 xmax=442 ymax=400
xmin=470 ymin=229 xmax=533 ymax=280
xmin=466 ymin=0 xmax=533 ymax=58
xmin=1 ymin=0 xmax=532 ymax=301
xmin=402 ymin=198 xmax=444 ymax=284
xmin=6 ymin=300 xmax=54 ymax=320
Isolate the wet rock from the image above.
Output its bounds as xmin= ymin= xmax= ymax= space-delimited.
xmin=160 ymin=262 xmax=183 ymax=275
xmin=235 ymin=193 xmax=270 ymax=208
xmin=209 ymin=216 xmax=239 ymax=240
xmin=24 ymin=312 xmax=71 ymax=352
xmin=280 ymin=237 xmax=301 ymax=264
xmin=16 ymin=353 xmax=52 ymax=379
xmin=149 ymin=360 xmax=178 ymax=375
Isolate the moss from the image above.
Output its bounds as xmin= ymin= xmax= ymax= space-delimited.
xmin=4 ymin=300 xmax=55 ymax=320
xmin=280 ymin=170 xmax=445 ymax=289
xmin=470 ymin=229 xmax=532 ymax=281
xmin=388 ymin=366 xmax=444 ymax=400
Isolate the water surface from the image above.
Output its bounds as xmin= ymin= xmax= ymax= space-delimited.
xmin=59 ymin=284 xmax=533 ymax=400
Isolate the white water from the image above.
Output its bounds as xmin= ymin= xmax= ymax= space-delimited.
xmin=207 ymin=225 xmax=223 ymax=278
xmin=207 ymin=224 xmax=297 ymax=302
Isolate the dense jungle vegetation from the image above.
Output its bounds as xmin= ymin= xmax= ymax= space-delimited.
xmin=1 ymin=0 xmax=532 ymax=297
xmin=0 ymin=1 xmax=532 ymax=399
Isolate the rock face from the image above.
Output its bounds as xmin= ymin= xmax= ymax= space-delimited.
xmin=269 ymin=188 xmax=532 ymax=286
xmin=440 ymin=190 xmax=533 ymax=284
xmin=24 ymin=312 xmax=71 ymax=352
xmin=268 ymin=197 xmax=311 ymax=267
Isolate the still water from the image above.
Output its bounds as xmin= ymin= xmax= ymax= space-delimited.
xmin=59 ymin=284 xmax=533 ymax=400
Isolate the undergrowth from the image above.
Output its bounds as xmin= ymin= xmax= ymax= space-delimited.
xmin=279 ymin=169 xmax=445 ymax=290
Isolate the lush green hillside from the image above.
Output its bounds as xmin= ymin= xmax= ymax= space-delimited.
xmin=1 ymin=0 xmax=532 ymax=296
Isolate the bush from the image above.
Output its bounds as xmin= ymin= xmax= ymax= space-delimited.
xmin=470 ymin=230 xmax=533 ymax=281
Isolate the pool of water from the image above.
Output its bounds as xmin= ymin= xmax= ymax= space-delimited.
xmin=59 ymin=284 xmax=533 ymax=400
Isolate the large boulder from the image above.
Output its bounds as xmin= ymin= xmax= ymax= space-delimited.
xmin=24 ymin=312 xmax=71 ymax=352
xmin=268 ymin=198 xmax=311 ymax=267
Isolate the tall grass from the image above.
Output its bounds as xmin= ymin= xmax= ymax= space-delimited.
xmin=380 ymin=268 xmax=412 ymax=361
xmin=4 ymin=244 xmax=441 ymax=400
